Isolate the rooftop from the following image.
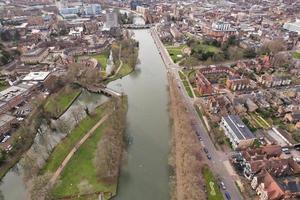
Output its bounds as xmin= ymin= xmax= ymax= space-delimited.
xmin=0 ymin=114 xmax=15 ymax=127
xmin=22 ymin=71 xmax=50 ymax=82
xmin=0 ymin=86 xmax=27 ymax=102
xmin=223 ymin=115 xmax=256 ymax=140
xmin=23 ymin=47 xmax=48 ymax=57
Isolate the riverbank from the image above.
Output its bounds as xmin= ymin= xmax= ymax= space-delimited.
xmin=168 ymin=73 xmax=207 ymax=200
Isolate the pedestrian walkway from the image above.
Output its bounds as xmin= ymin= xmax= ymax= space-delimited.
xmin=49 ymin=113 xmax=110 ymax=186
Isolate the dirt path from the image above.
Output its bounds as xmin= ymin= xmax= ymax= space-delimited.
xmin=168 ymin=74 xmax=206 ymax=200
xmin=49 ymin=113 xmax=110 ymax=186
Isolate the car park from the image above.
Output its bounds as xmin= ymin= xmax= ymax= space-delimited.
xmin=225 ymin=192 xmax=231 ymax=200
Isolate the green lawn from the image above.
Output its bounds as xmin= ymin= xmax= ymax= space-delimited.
xmin=92 ymin=50 xmax=110 ymax=71
xmin=178 ymin=71 xmax=194 ymax=98
xmin=105 ymin=63 xmax=134 ymax=83
xmin=202 ymin=166 xmax=223 ymax=200
xmin=118 ymin=63 xmax=134 ymax=77
xmin=42 ymin=102 xmax=111 ymax=173
xmin=178 ymin=71 xmax=186 ymax=80
xmin=51 ymin=123 xmax=116 ymax=199
xmin=292 ymin=52 xmax=300 ymax=59
xmin=200 ymin=44 xmax=220 ymax=53
xmin=183 ymin=80 xmax=194 ymax=98
xmin=166 ymin=45 xmax=187 ymax=63
xmin=44 ymin=85 xmax=81 ymax=118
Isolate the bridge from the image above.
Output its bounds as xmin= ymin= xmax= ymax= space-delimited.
xmin=86 ymin=84 xmax=122 ymax=97
xmin=122 ymin=24 xmax=152 ymax=29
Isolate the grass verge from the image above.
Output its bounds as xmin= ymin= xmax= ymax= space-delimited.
xmin=292 ymin=52 xmax=300 ymax=59
xmin=42 ymin=101 xmax=112 ymax=173
xmin=202 ymin=166 xmax=223 ymax=200
xmin=51 ymin=123 xmax=116 ymax=199
xmin=166 ymin=45 xmax=186 ymax=63
xmin=92 ymin=50 xmax=110 ymax=71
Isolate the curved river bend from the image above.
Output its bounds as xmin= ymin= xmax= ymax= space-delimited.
xmin=0 ymin=29 xmax=170 ymax=200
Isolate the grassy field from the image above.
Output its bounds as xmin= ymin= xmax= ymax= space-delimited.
xmin=42 ymin=101 xmax=111 ymax=173
xmin=199 ymin=44 xmax=220 ymax=53
xmin=166 ymin=45 xmax=187 ymax=63
xmin=92 ymin=50 xmax=110 ymax=71
xmin=51 ymin=98 xmax=127 ymax=199
xmin=202 ymin=166 xmax=223 ymax=200
xmin=292 ymin=52 xmax=300 ymax=59
xmin=51 ymin=123 xmax=116 ymax=199
xmin=178 ymin=71 xmax=194 ymax=98
xmin=248 ymin=112 xmax=271 ymax=129
xmin=44 ymin=85 xmax=81 ymax=118
xmin=0 ymin=80 xmax=8 ymax=91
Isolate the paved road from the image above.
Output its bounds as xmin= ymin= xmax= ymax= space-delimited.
xmin=49 ymin=113 xmax=110 ymax=186
xmin=150 ymin=27 xmax=243 ymax=200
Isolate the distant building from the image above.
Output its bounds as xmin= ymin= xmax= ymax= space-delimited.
xmin=0 ymin=114 xmax=16 ymax=137
xmin=136 ymin=5 xmax=149 ymax=16
xmin=283 ymin=19 xmax=300 ymax=35
xmin=221 ymin=115 xmax=256 ymax=149
xmin=105 ymin=10 xmax=118 ymax=30
xmin=21 ymin=47 xmax=49 ymax=64
xmin=22 ymin=71 xmax=50 ymax=82
xmin=169 ymin=26 xmax=182 ymax=41
xmin=59 ymin=7 xmax=80 ymax=15
xmin=203 ymin=21 xmax=236 ymax=38
xmin=83 ymin=4 xmax=101 ymax=16
xmin=258 ymin=75 xmax=291 ymax=88
xmin=226 ymin=77 xmax=251 ymax=91
xmin=196 ymin=72 xmax=213 ymax=95
xmin=130 ymin=0 xmax=141 ymax=10
xmin=0 ymin=86 xmax=27 ymax=115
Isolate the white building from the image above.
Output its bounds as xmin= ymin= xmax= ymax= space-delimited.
xmin=212 ymin=21 xmax=235 ymax=32
xmin=84 ymin=4 xmax=101 ymax=16
xmin=221 ymin=115 xmax=256 ymax=149
xmin=283 ymin=19 xmax=300 ymax=35
xmin=105 ymin=10 xmax=118 ymax=29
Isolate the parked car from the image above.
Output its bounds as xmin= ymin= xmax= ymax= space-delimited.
xmin=207 ymin=154 xmax=211 ymax=160
xmin=1 ymin=135 xmax=10 ymax=143
xmin=203 ymin=147 xmax=208 ymax=154
xmin=225 ymin=192 xmax=231 ymax=200
xmin=220 ymin=181 xmax=226 ymax=190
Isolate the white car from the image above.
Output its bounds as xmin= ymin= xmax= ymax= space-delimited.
xmin=2 ymin=135 xmax=10 ymax=143
xmin=220 ymin=181 xmax=226 ymax=190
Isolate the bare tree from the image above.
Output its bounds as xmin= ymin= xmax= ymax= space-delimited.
xmin=29 ymin=173 xmax=53 ymax=200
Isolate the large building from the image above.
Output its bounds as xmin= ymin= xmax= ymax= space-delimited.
xmin=203 ymin=21 xmax=237 ymax=38
xmin=196 ymin=66 xmax=251 ymax=95
xmin=83 ymin=4 xmax=101 ymax=16
xmin=0 ymin=114 xmax=16 ymax=137
xmin=59 ymin=7 xmax=80 ymax=15
xmin=221 ymin=115 xmax=256 ymax=149
xmin=105 ymin=10 xmax=118 ymax=30
xmin=0 ymin=86 xmax=28 ymax=115
xmin=283 ymin=19 xmax=300 ymax=35
xmin=21 ymin=47 xmax=49 ymax=64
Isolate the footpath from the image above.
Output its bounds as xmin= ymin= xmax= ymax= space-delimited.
xmin=49 ymin=113 xmax=110 ymax=186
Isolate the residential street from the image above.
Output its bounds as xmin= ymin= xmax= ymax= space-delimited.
xmin=151 ymin=27 xmax=243 ymax=200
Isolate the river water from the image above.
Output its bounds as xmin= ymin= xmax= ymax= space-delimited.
xmin=0 ymin=29 xmax=170 ymax=200
xmin=109 ymin=29 xmax=170 ymax=200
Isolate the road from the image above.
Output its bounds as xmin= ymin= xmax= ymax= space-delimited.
xmin=150 ymin=27 xmax=243 ymax=200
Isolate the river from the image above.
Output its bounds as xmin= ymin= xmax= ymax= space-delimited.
xmin=109 ymin=29 xmax=170 ymax=200
xmin=0 ymin=29 xmax=170 ymax=200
